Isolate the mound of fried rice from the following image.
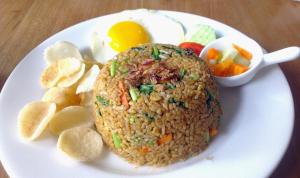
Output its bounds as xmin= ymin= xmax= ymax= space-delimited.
xmin=93 ymin=43 xmax=222 ymax=166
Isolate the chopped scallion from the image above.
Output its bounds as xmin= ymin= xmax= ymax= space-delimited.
xmin=96 ymin=96 xmax=109 ymax=106
xmin=179 ymin=69 xmax=187 ymax=80
xmin=167 ymin=83 xmax=176 ymax=89
xmin=204 ymin=130 xmax=210 ymax=143
xmin=162 ymin=45 xmax=182 ymax=55
xmin=168 ymin=98 xmax=177 ymax=104
xmin=129 ymin=88 xmax=139 ymax=101
xmin=147 ymin=140 xmax=155 ymax=146
xmin=168 ymin=98 xmax=187 ymax=108
xmin=110 ymin=60 xmax=117 ymax=77
xmin=152 ymin=46 xmax=160 ymax=60
xmin=178 ymin=101 xmax=187 ymax=109
xmin=139 ymin=84 xmax=154 ymax=95
xmin=205 ymin=88 xmax=215 ymax=109
xmin=112 ymin=133 xmax=121 ymax=148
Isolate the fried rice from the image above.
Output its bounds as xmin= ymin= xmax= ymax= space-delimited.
xmin=93 ymin=43 xmax=222 ymax=166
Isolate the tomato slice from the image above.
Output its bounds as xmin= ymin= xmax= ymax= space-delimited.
xmin=179 ymin=42 xmax=204 ymax=56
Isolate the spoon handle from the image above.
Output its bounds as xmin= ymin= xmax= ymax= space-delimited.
xmin=261 ymin=46 xmax=300 ymax=68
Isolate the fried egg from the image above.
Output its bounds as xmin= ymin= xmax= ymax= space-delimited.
xmin=91 ymin=9 xmax=185 ymax=62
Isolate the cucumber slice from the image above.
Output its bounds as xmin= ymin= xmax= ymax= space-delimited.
xmin=234 ymin=55 xmax=251 ymax=66
xmin=221 ymin=47 xmax=250 ymax=66
xmin=188 ymin=24 xmax=216 ymax=45
xmin=221 ymin=48 xmax=239 ymax=62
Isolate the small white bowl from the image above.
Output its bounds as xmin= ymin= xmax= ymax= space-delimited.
xmin=199 ymin=36 xmax=300 ymax=87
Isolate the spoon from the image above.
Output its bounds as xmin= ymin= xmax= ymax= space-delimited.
xmin=199 ymin=36 xmax=300 ymax=87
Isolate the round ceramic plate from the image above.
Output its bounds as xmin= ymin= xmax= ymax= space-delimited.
xmin=0 ymin=10 xmax=294 ymax=178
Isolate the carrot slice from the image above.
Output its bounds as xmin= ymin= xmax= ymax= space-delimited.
xmin=229 ymin=63 xmax=248 ymax=76
xmin=209 ymin=128 xmax=218 ymax=137
xmin=158 ymin=134 xmax=173 ymax=145
xmin=140 ymin=146 xmax=150 ymax=154
xmin=118 ymin=81 xmax=129 ymax=109
xmin=232 ymin=44 xmax=252 ymax=60
xmin=207 ymin=48 xmax=222 ymax=60
xmin=211 ymin=59 xmax=233 ymax=77
xmin=121 ymin=94 xmax=129 ymax=108
xmin=118 ymin=81 xmax=125 ymax=92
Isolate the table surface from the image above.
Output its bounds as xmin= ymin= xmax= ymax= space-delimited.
xmin=0 ymin=0 xmax=300 ymax=177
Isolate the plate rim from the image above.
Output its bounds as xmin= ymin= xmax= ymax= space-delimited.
xmin=0 ymin=9 xmax=295 ymax=178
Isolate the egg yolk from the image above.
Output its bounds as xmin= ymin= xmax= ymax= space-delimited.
xmin=108 ymin=21 xmax=150 ymax=52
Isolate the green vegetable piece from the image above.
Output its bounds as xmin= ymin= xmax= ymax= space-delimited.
xmin=189 ymin=73 xmax=199 ymax=81
xmin=221 ymin=47 xmax=239 ymax=62
xmin=110 ymin=60 xmax=117 ymax=77
xmin=204 ymin=130 xmax=210 ymax=143
xmin=143 ymin=112 xmax=155 ymax=121
xmin=163 ymin=45 xmax=182 ymax=55
xmin=96 ymin=96 xmax=109 ymax=106
xmin=234 ymin=54 xmax=251 ymax=66
xmin=129 ymin=115 xmax=136 ymax=124
xmin=152 ymin=46 xmax=160 ymax=60
xmin=112 ymin=133 xmax=121 ymax=148
xmin=168 ymin=98 xmax=177 ymax=104
xmin=147 ymin=140 xmax=155 ymax=146
xmin=179 ymin=69 xmax=187 ymax=80
xmin=168 ymin=98 xmax=187 ymax=109
xmin=189 ymin=24 xmax=216 ymax=46
xmin=178 ymin=101 xmax=187 ymax=109
xmin=205 ymin=88 xmax=215 ymax=109
xmin=174 ymin=48 xmax=182 ymax=55
xmin=167 ymin=83 xmax=176 ymax=89
xmin=139 ymin=84 xmax=154 ymax=95
xmin=129 ymin=88 xmax=139 ymax=101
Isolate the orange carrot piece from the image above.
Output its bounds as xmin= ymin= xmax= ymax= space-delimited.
xmin=121 ymin=94 xmax=129 ymax=108
xmin=118 ymin=81 xmax=125 ymax=92
xmin=232 ymin=44 xmax=252 ymax=60
xmin=229 ymin=64 xmax=248 ymax=76
xmin=140 ymin=146 xmax=150 ymax=154
xmin=207 ymin=48 xmax=222 ymax=60
xmin=211 ymin=59 xmax=233 ymax=77
xmin=158 ymin=134 xmax=173 ymax=145
xmin=118 ymin=81 xmax=129 ymax=109
xmin=209 ymin=128 xmax=218 ymax=137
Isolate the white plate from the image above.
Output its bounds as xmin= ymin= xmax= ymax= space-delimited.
xmin=0 ymin=10 xmax=294 ymax=178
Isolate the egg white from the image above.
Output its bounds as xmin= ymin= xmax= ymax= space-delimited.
xmin=90 ymin=9 xmax=185 ymax=62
